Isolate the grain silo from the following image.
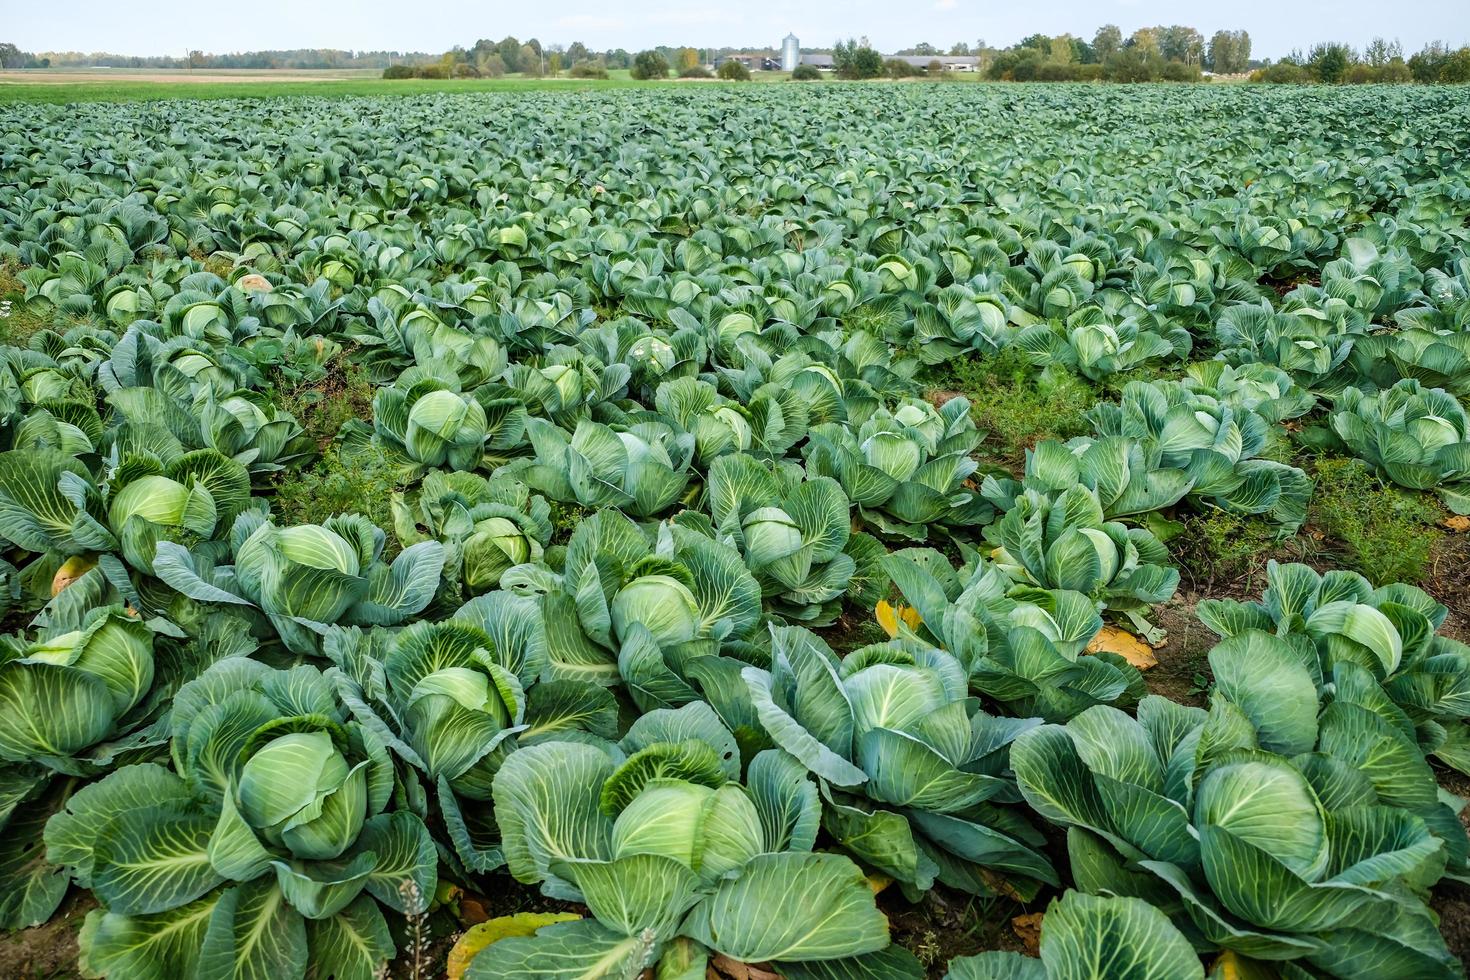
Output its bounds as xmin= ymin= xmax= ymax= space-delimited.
xmin=782 ymin=34 xmax=800 ymax=72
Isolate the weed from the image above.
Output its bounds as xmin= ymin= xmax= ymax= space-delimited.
xmin=269 ymin=353 xmax=376 ymax=450
xmin=911 ymin=929 xmax=943 ymax=967
xmin=1309 ymin=456 xmax=1441 ymax=586
xmin=271 ymin=442 xmax=403 ymax=541
xmin=547 ymin=499 xmax=596 ymax=545
xmin=1188 ymin=672 xmax=1213 ymax=699
xmin=0 ymin=261 xmax=51 ymax=348
xmin=395 ymin=879 xmax=430 ymax=980
xmin=938 ymin=351 xmax=1095 ymax=466
xmin=1170 ymin=510 xmax=1281 ymax=590
xmin=823 ymin=614 xmax=891 ymax=655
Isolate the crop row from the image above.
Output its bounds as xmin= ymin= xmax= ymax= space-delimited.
xmin=1 ymin=84 xmax=1469 ymax=978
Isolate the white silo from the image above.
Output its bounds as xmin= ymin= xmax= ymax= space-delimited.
xmin=782 ymin=33 xmax=800 ymax=72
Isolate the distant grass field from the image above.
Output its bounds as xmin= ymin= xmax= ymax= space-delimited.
xmin=0 ymin=66 xmax=841 ymax=103
xmin=0 ymin=73 xmax=645 ymax=104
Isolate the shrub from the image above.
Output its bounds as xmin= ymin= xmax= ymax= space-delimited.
xmin=414 ymin=64 xmax=449 ymax=79
xmin=717 ymin=60 xmax=751 ymax=81
xmin=631 ymin=50 xmax=670 ymax=80
xmin=791 ymin=64 xmax=821 ymax=81
xmin=569 ymin=60 xmax=609 ymax=79
xmin=1309 ymin=456 xmax=1441 ymax=585
xmin=1160 ymin=61 xmax=1201 ymax=82
xmin=382 ymin=65 xmax=416 ymax=80
xmin=451 ymin=63 xmax=480 ymax=78
xmin=681 ymin=65 xmax=713 ymax=79
xmin=884 ymin=59 xmax=920 ymax=79
xmin=1256 ymin=61 xmax=1308 ymax=83
xmin=1379 ymin=58 xmax=1413 ymax=82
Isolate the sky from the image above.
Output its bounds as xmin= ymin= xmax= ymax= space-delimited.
xmin=4 ymin=0 xmax=1468 ymax=62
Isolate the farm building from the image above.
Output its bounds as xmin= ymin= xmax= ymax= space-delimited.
xmin=795 ymin=53 xmax=981 ymax=72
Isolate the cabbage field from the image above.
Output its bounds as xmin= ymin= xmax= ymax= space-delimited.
xmin=1 ymin=83 xmax=1470 ymax=979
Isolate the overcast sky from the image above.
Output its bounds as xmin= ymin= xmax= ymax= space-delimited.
xmin=6 ymin=0 xmax=1468 ymax=61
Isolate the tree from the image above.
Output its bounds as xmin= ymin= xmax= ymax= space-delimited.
xmin=850 ymin=47 xmax=884 ymax=79
xmin=949 ymin=42 xmax=971 ymax=56
xmin=1234 ymin=31 xmax=1252 ymax=70
xmin=1441 ymin=47 xmax=1470 ymax=83
xmin=1128 ymin=28 xmax=1161 ymax=58
xmin=1207 ymin=31 xmax=1235 ymax=73
xmin=1047 ymin=36 xmax=1075 ymax=66
xmin=1308 ymin=42 xmax=1353 ymax=83
xmin=1206 ymin=31 xmax=1251 ymax=74
xmin=521 ymin=44 xmax=543 ymax=76
xmin=0 ymin=42 xmax=31 ymax=69
xmin=631 ymin=50 xmax=670 ymax=80
xmin=566 ymin=42 xmax=590 ymax=64
xmin=497 ymin=36 xmax=522 ymax=74
xmin=1092 ymin=25 xmax=1122 ymax=62
xmin=1364 ymin=37 xmax=1391 ymax=68
xmin=547 ymin=51 xmax=563 ymax=75
xmin=678 ymin=48 xmax=700 ymax=72
xmin=478 ymin=52 xmax=506 ymax=78
xmin=832 ymin=39 xmax=883 ymax=79
xmin=717 ymin=59 xmax=751 ymax=81
xmin=1159 ymin=25 xmax=1204 ymax=65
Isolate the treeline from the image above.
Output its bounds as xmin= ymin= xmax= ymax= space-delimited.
xmin=396 ymin=38 xmax=615 ymax=79
xmin=0 ymin=44 xmax=440 ymax=70
xmin=982 ymin=26 xmax=1247 ymax=82
xmin=810 ymin=28 xmax=1246 ymax=82
xmin=0 ymin=42 xmax=49 ymax=68
xmin=390 ymin=39 xmax=769 ymax=79
xmin=1254 ymin=39 xmax=1470 ymax=83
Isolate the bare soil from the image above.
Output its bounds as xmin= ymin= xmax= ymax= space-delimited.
xmin=0 ymin=892 xmax=89 ymax=980
xmin=885 ymin=885 xmax=1031 ymax=977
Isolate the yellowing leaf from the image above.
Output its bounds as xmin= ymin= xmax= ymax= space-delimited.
xmin=1212 ymin=951 xmax=1245 ymax=980
xmin=1210 ymin=950 xmax=1279 ymax=980
xmin=445 ymin=911 xmax=582 ymax=979
xmin=874 ymin=600 xmax=920 ymax=638
xmin=711 ymin=955 xmax=782 ymax=980
xmin=1445 ymin=515 xmax=1470 ymax=533
xmin=865 ymin=873 xmax=893 ymax=895
xmin=978 ymin=867 xmax=1030 ymax=902
xmin=1012 ymin=912 xmax=1044 ymax=957
xmin=51 ymin=555 xmax=96 ymax=597
xmin=1086 ymin=625 xmax=1158 ymax=670
xmin=236 ymin=273 xmax=272 ymax=292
